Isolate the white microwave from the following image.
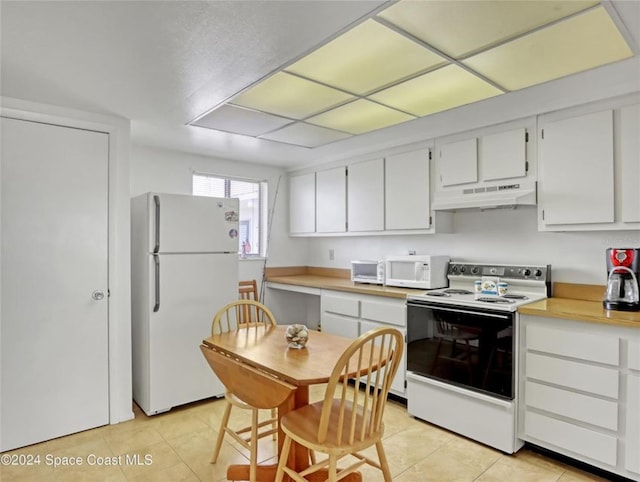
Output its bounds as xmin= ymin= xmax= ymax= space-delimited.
xmin=385 ymin=255 xmax=449 ymax=289
xmin=351 ymin=260 xmax=385 ymax=285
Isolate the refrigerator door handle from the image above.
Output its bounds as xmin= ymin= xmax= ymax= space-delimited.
xmin=153 ymin=195 xmax=160 ymax=254
xmin=153 ymin=254 xmax=160 ymax=312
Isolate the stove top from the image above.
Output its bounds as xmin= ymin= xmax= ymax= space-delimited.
xmin=408 ymin=262 xmax=551 ymax=312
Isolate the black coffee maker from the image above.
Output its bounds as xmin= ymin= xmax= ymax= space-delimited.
xmin=603 ymin=248 xmax=640 ymax=311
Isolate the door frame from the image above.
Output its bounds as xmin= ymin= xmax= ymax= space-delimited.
xmin=0 ymin=96 xmax=134 ymax=425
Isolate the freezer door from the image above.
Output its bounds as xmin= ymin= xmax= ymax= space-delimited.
xmin=144 ymin=252 xmax=238 ymax=414
xmin=147 ymin=193 xmax=239 ymax=253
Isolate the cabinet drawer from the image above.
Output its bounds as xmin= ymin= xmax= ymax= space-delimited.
xmin=322 ymin=294 xmax=359 ymax=317
xmin=629 ymin=339 xmax=640 ymax=371
xmin=525 ymin=381 xmax=618 ymax=430
xmin=524 ymin=411 xmax=617 ymax=466
xmin=321 ymin=313 xmax=359 ymax=339
xmin=526 ymin=352 xmax=618 ymax=398
xmin=526 ymin=324 xmax=619 ymax=366
xmin=360 ymin=298 xmax=405 ymax=326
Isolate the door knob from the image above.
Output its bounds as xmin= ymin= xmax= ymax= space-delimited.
xmin=92 ymin=290 xmax=105 ymax=301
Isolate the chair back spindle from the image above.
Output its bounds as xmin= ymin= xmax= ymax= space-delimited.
xmin=318 ymin=327 xmax=403 ymax=446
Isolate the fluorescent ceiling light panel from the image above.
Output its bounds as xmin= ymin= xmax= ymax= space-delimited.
xmin=192 ymin=104 xmax=293 ymax=137
xmin=260 ymin=122 xmax=352 ymax=148
xmin=229 ymin=71 xmax=354 ymax=119
xmin=370 ymin=64 xmax=503 ymax=117
xmin=462 ymin=6 xmax=634 ymax=91
xmin=285 ymin=19 xmax=447 ymax=95
xmin=378 ymin=0 xmax=599 ymax=59
xmin=307 ymin=99 xmax=415 ymax=135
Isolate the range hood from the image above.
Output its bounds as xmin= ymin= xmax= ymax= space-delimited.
xmin=432 ymin=181 xmax=537 ymax=211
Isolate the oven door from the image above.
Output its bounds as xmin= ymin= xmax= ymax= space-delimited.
xmin=407 ymin=299 xmax=515 ymax=400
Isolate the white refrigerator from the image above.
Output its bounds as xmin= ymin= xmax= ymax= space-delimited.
xmin=131 ymin=192 xmax=239 ymax=415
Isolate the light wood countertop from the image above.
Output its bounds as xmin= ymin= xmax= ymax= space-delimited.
xmin=519 ymin=282 xmax=640 ymax=328
xmin=265 ymin=271 xmax=640 ymax=327
xmin=266 ymin=274 xmax=421 ymax=299
xmin=265 ymin=267 xmax=424 ymax=299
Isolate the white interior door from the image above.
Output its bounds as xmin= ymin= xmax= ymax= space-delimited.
xmin=0 ymin=117 xmax=109 ymax=451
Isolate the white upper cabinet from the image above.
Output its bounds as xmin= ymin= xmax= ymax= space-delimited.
xmin=289 ymin=172 xmax=315 ymax=234
xmin=432 ymin=118 xmax=537 ymax=211
xmin=385 ymin=149 xmax=430 ymax=230
xmin=481 ymin=128 xmax=527 ymax=181
xmin=539 ymin=109 xmax=614 ymax=226
xmin=537 ymin=94 xmax=640 ymax=231
xmin=620 ymin=103 xmax=640 ymax=223
xmin=347 ymin=158 xmax=384 ymax=232
xmin=438 ymin=138 xmax=478 ymax=187
xmin=316 ymin=166 xmax=346 ymax=233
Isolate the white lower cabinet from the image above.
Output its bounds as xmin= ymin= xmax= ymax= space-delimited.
xmin=519 ymin=315 xmax=640 ymax=480
xmin=320 ymin=290 xmax=407 ymax=397
xmin=320 ymin=292 xmax=359 ymax=339
xmin=359 ymin=295 xmax=406 ymax=396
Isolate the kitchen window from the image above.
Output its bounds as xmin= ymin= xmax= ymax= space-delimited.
xmin=193 ymin=173 xmax=267 ymax=257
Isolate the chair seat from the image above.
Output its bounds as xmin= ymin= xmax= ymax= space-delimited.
xmin=281 ymin=399 xmax=384 ymax=455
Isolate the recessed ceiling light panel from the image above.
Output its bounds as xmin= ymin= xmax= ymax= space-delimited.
xmin=462 ymin=6 xmax=634 ymax=91
xmin=378 ymin=0 xmax=599 ymax=59
xmin=285 ymin=19 xmax=447 ymax=95
xmin=229 ymin=71 xmax=354 ymax=119
xmin=191 ymin=104 xmax=293 ymax=136
xmin=307 ymin=99 xmax=416 ymax=135
xmin=370 ymin=64 xmax=503 ymax=117
xmin=260 ymin=122 xmax=352 ymax=148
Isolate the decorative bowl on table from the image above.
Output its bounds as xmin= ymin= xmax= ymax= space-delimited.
xmin=285 ymin=324 xmax=309 ymax=349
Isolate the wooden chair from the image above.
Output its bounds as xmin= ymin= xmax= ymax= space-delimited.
xmin=238 ymin=279 xmax=258 ymax=298
xmin=200 ymin=343 xmax=295 ymax=482
xmin=275 ymin=327 xmax=404 ymax=482
xmin=238 ymin=279 xmax=260 ymax=323
xmin=208 ymin=299 xmax=280 ymax=481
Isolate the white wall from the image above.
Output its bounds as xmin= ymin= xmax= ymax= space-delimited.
xmin=306 ymin=207 xmax=639 ymax=286
xmin=130 ymin=144 xmax=309 ymax=287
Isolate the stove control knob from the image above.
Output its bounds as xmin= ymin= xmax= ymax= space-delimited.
xmin=471 ymin=266 xmax=480 ymax=275
xmin=523 ymin=269 xmax=531 ymax=277
xmin=534 ymin=269 xmax=543 ymax=277
xmin=459 ymin=266 xmax=466 ymax=273
xmin=451 ymin=265 xmax=459 ymax=274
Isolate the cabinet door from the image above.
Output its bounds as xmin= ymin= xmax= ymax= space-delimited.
xmin=625 ymin=372 xmax=640 ymax=474
xmin=289 ymin=172 xmax=315 ymax=234
xmin=385 ymin=150 xmax=430 ymax=230
xmin=360 ymin=320 xmax=406 ymax=395
xmin=540 ymin=110 xmax=614 ymax=225
xmin=316 ymin=166 xmax=346 ymax=233
xmin=620 ymin=104 xmax=640 ymax=223
xmin=347 ymin=158 xmax=384 ymax=232
xmin=481 ymin=128 xmax=527 ymax=181
xmin=438 ymin=138 xmax=478 ymax=187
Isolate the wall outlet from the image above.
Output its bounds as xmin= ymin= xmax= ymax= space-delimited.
xmin=329 ymin=248 xmax=335 ymax=261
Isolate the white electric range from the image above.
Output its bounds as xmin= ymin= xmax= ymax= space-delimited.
xmin=405 ymin=262 xmax=551 ymax=453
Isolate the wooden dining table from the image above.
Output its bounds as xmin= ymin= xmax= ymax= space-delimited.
xmin=201 ymin=324 xmax=363 ymax=482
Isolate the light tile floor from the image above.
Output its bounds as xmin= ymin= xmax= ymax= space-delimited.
xmin=0 ymin=385 xmax=613 ymax=482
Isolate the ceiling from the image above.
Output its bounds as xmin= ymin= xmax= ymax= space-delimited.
xmin=1 ymin=1 xmax=639 ymax=169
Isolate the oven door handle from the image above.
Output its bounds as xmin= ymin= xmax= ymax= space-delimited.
xmin=407 ymin=302 xmax=512 ymax=320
